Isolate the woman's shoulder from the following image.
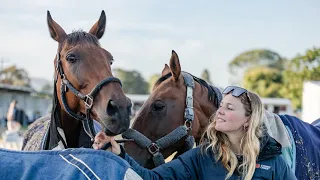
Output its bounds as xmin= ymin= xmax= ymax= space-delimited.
xmin=177 ymin=144 xmax=215 ymax=162
xmin=267 ymin=155 xmax=290 ymax=169
xmin=258 ymin=134 xmax=282 ymax=161
xmin=255 ymin=155 xmax=296 ymax=179
xmin=256 ymin=153 xmax=292 ymax=175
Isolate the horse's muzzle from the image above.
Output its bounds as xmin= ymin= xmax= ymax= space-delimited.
xmin=102 ymin=99 xmax=131 ymax=136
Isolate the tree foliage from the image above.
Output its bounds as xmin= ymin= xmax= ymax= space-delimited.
xmin=148 ymin=74 xmax=161 ymax=93
xmin=200 ymin=69 xmax=212 ymax=85
xmin=281 ymin=47 xmax=320 ymax=109
xmin=113 ymin=68 xmax=148 ymax=94
xmin=0 ymin=65 xmax=30 ymax=86
xmin=228 ymin=49 xmax=286 ymax=85
xmin=243 ymin=67 xmax=283 ymax=97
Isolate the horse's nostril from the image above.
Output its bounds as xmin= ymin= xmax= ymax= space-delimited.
xmin=107 ymin=100 xmax=118 ymax=116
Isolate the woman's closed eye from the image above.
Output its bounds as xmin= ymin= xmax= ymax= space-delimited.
xmin=227 ymin=106 xmax=234 ymax=110
xmin=219 ymin=103 xmax=233 ymax=110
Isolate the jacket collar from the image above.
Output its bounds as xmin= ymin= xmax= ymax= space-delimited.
xmin=257 ymin=133 xmax=282 ymax=161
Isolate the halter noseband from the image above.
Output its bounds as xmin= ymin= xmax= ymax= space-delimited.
xmin=122 ymin=72 xmax=209 ymax=167
xmin=54 ymin=52 xmax=122 ymax=141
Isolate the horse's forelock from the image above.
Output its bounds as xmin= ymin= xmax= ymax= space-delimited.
xmin=63 ymin=30 xmax=101 ymax=47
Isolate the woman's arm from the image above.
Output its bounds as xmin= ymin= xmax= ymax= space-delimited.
xmin=123 ymin=150 xmax=193 ymax=180
xmin=94 ymin=132 xmax=198 ymax=180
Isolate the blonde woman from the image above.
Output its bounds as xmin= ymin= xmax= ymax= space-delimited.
xmin=94 ymin=86 xmax=296 ymax=180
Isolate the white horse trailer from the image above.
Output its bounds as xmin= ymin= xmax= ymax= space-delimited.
xmin=261 ymin=98 xmax=293 ymax=115
xmin=302 ymin=81 xmax=320 ymax=124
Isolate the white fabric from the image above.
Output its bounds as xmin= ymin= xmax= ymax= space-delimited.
xmin=263 ymin=110 xmax=291 ymax=148
xmin=124 ymin=168 xmax=143 ymax=180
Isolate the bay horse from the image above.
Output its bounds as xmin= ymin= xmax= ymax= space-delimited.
xmin=122 ymin=51 xmax=320 ymax=179
xmin=22 ymin=10 xmax=132 ymax=151
xmin=123 ymin=50 xmax=222 ymax=168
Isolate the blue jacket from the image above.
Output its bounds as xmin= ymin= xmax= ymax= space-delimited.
xmin=123 ymin=135 xmax=297 ymax=180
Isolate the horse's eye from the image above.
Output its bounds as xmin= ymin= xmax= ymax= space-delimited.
xmin=152 ymin=100 xmax=165 ymax=112
xmin=66 ymin=53 xmax=77 ymax=63
xmin=110 ymin=59 xmax=114 ymax=65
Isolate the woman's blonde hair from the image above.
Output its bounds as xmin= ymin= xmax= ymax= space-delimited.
xmin=204 ymin=90 xmax=265 ymax=180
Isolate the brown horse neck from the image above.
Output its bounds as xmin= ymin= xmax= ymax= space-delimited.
xmin=59 ymin=110 xmax=82 ymax=148
xmin=193 ymin=84 xmax=218 ymax=141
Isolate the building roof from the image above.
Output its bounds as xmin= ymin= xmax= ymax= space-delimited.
xmin=261 ymin=98 xmax=292 ymax=105
xmin=0 ymin=83 xmax=35 ymax=93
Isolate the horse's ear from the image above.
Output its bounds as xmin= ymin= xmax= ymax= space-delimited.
xmin=89 ymin=10 xmax=106 ymax=39
xmin=161 ymin=64 xmax=171 ymax=76
xmin=169 ymin=50 xmax=181 ymax=82
xmin=47 ymin=10 xmax=67 ymax=42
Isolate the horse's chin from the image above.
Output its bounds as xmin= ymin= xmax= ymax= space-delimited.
xmin=84 ymin=112 xmax=118 ymax=136
xmin=103 ymin=128 xmax=118 ymax=136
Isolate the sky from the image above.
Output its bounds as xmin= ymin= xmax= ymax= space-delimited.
xmin=1 ymin=0 xmax=320 ymax=88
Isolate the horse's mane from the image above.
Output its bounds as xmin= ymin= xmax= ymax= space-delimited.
xmin=155 ymin=72 xmax=219 ymax=104
xmin=64 ymin=30 xmax=101 ymax=47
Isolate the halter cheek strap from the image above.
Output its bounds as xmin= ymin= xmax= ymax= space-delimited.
xmin=54 ymin=52 xmax=122 ymax=142
xmin=182 ymin=72 xmax=196 ymax=154
xmin=122 ymin=72 xmax=196 ymax=167
xmin=122 ymin=71 xmax=223 ymax=167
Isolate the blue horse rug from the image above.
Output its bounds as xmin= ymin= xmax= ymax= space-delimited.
xmin=279 ymin=114 xmax=320 ymax=180
xmin=0 ymin=148 xmax=142 ymax=180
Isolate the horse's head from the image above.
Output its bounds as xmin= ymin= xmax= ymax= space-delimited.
xmin=48 ymin=11 xmax=131 ymax=137
xmin=124 ymin=50 xmax=221 ymax=168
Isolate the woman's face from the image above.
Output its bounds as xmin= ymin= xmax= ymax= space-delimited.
xmin=215 ymin=94 xmax=248 ymax=133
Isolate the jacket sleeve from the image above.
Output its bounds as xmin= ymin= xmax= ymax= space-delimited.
xmin=123 ymin=148 xmax=200 ymax=180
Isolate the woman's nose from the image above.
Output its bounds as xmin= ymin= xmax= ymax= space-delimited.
xmin=218 ymin=107 xmax=224 ymax=115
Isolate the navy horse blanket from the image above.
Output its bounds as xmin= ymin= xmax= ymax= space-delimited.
xmin=0 ymin=148 xmax=142 ymax=180
xmin=279 ymin=115 xmax=320 ymax=180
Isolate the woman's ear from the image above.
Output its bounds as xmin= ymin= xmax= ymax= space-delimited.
xmin=243 ymin=118 xmax=250 ymax=130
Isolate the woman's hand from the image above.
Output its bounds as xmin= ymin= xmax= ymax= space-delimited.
xmin=93 ymin=132 xmax=121 ymax=155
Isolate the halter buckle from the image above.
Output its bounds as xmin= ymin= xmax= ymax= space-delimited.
xmin=184 ymin=107 xmax=194 ymax=121
xmin=85 ymin=95 xmax=94 ymax=109
xmin=148 ymin=143 xmax=160 ymax=155
xmin=184 ymin=120 xmax=192 ymax=130
xmin=60 ymin=79 xmax=68 ymax=92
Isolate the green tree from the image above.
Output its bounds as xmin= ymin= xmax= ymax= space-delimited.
xmin=113 ymin=68 xmax=148 ymax=94
xmin=35 ymin=83 xmax=53 ymax=98
xmin=200 ymin=69 xmax=212 ymax=85
xmin=281 ymin=47 xmax=320 ymax=109
xmin=41 ymin=84 xmax=53 ymax=93
xmin=148 ymin=74 xmax=161 ymax=93
xmin=243 ymin=67 xmax=283 ymax=97
xmin=0 ymin=65 xmax=30 ymax=87
xmin=228 ymin=49 xmax=286 ymax=85
xmin=39 ymin=84 xmax=53 ymax=97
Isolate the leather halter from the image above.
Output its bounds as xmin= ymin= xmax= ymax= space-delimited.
xmin=122 ymin=72 xmax=222 ymax=167
xmin=54 ymin=52 xmax=122 ymax=140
